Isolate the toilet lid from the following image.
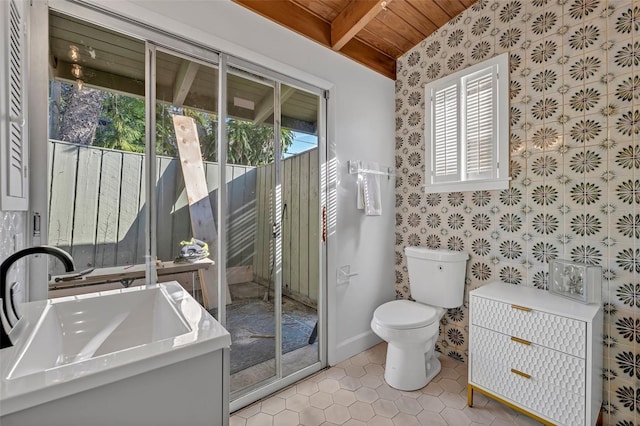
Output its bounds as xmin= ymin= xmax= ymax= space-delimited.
xmin=373 ymin=300 xmax=438 ymax=330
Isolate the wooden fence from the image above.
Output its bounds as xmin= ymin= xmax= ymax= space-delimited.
xmin=48 ymin=140 xmax=319 ymax=305
xmin=48 ymin=140 xmax=255 ymax=271
xmin=253 ymin=149 xmax=319 ymax=307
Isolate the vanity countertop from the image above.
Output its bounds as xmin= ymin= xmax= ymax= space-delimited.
xmin=0 ymin=281 xmax=230 ymax=416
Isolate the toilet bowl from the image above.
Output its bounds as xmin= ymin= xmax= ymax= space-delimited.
xmin=371 ymin=299 xmax=444 ymax=391
xmin=371 ymin=247 xmax=468 ymax=391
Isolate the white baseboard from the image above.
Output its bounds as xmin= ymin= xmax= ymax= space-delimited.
xmin=333 ymin=330 xmax=383 ymax=365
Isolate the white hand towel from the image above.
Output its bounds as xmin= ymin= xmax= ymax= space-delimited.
xmin=363 ymin=172 xmax=382 ymax=216
xmin=356 ymin=173 xmax=365 ymax=210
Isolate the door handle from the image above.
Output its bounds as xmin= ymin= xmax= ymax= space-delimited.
xmin=322 ymin=206 xmax=327 ymax=244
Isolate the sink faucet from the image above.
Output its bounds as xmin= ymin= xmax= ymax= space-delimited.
xmin=1 ymin=246 xmax=75 ymax=350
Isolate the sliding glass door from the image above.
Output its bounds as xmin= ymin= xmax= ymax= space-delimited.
xmin=38 ymin=5 xmax=325 ymax=409
xmin=223 ymin=68 xmax=323 ymax=399
xmin=224 ymin=67 xmax=279 ymax=393
xmin=152 ymin=48 xmax=220 ymax=307
xmin=279 ymin=83 xmax=321 ymax=378
xmin=46 ymin=12 xmax=149 ymax=291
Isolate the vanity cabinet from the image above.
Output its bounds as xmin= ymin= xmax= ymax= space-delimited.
xmin=468 ymin=281 xmax=602 ymax=426
xmin=0 ymin=0 xmax=29 ymax=211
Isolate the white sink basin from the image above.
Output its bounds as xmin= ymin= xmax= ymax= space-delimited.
xmin=7 ymin=285 xmax=191 ymax=380
xmin=0 ymin=282 xmax=230 ymax=416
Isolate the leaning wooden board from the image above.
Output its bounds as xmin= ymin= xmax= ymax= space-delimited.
xmin=174 ymin=115 xmax=231 ymax=308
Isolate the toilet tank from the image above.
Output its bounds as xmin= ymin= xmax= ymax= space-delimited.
xmin=405 ymin=247 xmax=469 ymax=308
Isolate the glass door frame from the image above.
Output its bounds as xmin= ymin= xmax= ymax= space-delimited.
xmin=145 ymin=43 xmax=224 ymax=292
xmin=225 ymin=57 xmax=327 ymax=409
xmin=28 ymin=0 xmax=328 ymax=412
xmin=28 ymin=0 xmax=222 ymax=299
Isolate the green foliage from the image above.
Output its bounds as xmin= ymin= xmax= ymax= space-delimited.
xmin=94 ymin=92 xmax=294 ymax=166
xmin=155 ymin=103 xmax=179 ymax=157
xmin=94 ymin=93 xmax=146 ymax=152
xmin=226 ymin=119 xmax=294 ymax=166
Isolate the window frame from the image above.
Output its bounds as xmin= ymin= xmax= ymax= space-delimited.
xmin=424 ymin=52 xmax=510 ymax=194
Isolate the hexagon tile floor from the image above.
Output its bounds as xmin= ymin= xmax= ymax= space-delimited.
xmin=230 ymin=343 xmax=543 ymax=426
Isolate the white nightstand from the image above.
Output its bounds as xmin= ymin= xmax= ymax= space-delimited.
xmin=468 ymin=281 xmax=603 ymax=426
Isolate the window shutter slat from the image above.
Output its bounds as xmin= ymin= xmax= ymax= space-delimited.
xmin=1 ymin=0 xmax=28 ymax=210
xmin=8 ymin=0 xmax=24 ymax=196
xmin=465 ymin=72 xmax=494 ymax=180
xmin=432 ymin=84 xmax=459 ymax=183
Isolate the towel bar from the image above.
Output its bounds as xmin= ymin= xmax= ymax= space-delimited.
xmin=348 ymin=160 xmax=394 ymax=180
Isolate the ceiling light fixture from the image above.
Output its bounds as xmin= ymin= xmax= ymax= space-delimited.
xmin=71 ymin=63 xmax=83 ymax=79
xmin=68 ymin=45 xmax=80 ymax=62
xmin=71 ymin=64 xmax=84 ymax=91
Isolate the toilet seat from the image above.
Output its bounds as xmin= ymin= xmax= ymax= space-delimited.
xmin=373 ymin=300 xmax=438 ymax=330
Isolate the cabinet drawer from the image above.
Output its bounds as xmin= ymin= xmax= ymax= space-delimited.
xmin=471 ymin=325 xmax=586 ymax=396
xmin=471 ymin=353 xmax=585 ymax=426
xmin=471 ymin=295 xmax=586 ymax=358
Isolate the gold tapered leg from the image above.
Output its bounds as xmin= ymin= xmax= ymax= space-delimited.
xmin=466 ymin=384 xmax=555 ymax=425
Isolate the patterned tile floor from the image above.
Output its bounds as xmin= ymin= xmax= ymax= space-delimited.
xmin=230 ymin=343 xmax=543 ymax=425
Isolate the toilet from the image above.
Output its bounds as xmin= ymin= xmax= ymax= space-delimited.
xmin=371 ymin=247 xmax=469 ymax=391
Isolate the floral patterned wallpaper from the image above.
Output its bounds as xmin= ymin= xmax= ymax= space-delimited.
xmin=395 ymin=0 xmax=638 ymax=424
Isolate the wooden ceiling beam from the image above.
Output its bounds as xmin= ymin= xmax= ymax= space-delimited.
xmin=173 ymin=60 xmax=200 ymax=107
xmin=340 ymin=38 xmax=396 ymax=79
xmin=232 ymin=0 xmax=331 ymax=45
xmin=290 ymin=0 xmax=342 ymax=22
xmin=232 ymin=0 xmax=396 ymax=79
xmin=254 ymin=85 xmax=296 ymax=124
xmin=331 ymin=0 xmax=391 ymax=51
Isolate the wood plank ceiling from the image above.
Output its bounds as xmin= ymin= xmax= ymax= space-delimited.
xmin=231 ymin=0 xmax=476 ymax=80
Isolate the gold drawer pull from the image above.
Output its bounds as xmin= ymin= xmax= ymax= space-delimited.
xmin=511 ymin=304 xmax=532 ymax=312
xmin=510 ymin=336 xmax=531 ymax=346
xmin=511 ymin=368 xmax=531 ymax=379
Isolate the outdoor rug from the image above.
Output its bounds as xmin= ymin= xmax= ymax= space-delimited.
xmin=213 ymin=297 xmax=316 ymax=374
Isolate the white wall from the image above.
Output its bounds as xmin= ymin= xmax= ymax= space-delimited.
xmin=69 ymin=0 xmax=396 ymax=364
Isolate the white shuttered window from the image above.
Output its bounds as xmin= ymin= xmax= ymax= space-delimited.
xmin=1 ymin=0 xmax=29 ymax=210
xmin=425 ymin=53 xmax=509 ymax=193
